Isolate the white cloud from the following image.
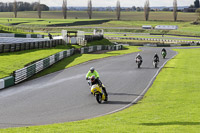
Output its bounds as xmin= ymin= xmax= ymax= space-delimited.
xmin=0 ymin=0 xmax=195 ymax=7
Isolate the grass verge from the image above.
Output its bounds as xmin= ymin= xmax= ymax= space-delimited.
xmin=1 ymin=48 xmax=200 ymax=132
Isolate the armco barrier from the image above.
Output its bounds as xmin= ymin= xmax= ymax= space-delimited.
xmin=0 ymin=39 xmax=64 ymax=53
xmin=14 ymin=49 xmax=74 ymax=84
xmin=80 ymin=45 xmax=123 ymax=54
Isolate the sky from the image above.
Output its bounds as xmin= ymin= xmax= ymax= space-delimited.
xmin=0 ymin=0 xmax=196 ymax=7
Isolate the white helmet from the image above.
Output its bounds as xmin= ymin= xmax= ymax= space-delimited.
xmin=90 ymin=67 xmax=95 ymax=72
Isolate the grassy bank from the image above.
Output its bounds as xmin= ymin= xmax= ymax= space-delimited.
xmin=1 ymin=48 xmax=200 ymax=132
xmin=0 ymin=45 xmax=73 ymax=79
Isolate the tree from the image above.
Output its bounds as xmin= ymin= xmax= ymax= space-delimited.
xmin=37 ymin=0 xmax=41 ymax=18
xmin=62 ymin=0 xmax=67 ymax=19
xmin=144 ymin=0 xmax=150 ymax=21
xmin=87 ymin=0 xmax=92 ymax=19
xmin=116 ymin=0 xmax=121 ymax=20
xmin=194 ymin=0 xmax=200 ymax=8
xmin=196 ymin=8 xmax=200 ymax=21
xmin=173 ymin=0 xmax=178 ymax=21
xmin=13 ymin=0 xmax=17 ymax=18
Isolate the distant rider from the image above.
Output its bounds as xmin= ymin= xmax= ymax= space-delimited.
xmin=86 ymin=67 xmax=108 ymax=97
xmin=161 ymin=48 xmax=167 ymax=54
xmin=48 ymin=33 xmax=53 ymax=40
xmin=153 ymin=53 xmax=159 ymax=62
xmin=135 ymin=53 xmax=143 ymax=63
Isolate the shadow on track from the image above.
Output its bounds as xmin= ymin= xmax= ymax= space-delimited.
xmin=139 ymin=67 xmax=160 ymax=69
xmin=104 ymin=101 xmax=132 ymax=105
xmin=108 ymin=92 xmax=141 ymax=96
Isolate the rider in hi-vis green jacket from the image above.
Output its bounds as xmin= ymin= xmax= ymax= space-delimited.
xmin=86 ymin=67 xmax=108 ymax=97
xmin=86 ymin=68 xmax=99 ymax=79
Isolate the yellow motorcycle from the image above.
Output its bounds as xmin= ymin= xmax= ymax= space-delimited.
xmin=91 ymin=84 xmax=108 ymax=104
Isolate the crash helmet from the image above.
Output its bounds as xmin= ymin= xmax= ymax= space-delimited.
xmin=91 ymin=75 xmax=95 ymax=82
xmin=137 ymin=53 xmax=140 ymax=56
xmin=90 ymin=67 xmax=95 ymax=73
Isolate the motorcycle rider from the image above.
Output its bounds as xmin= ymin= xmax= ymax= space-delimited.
xmin=161 ymin=48 xmax=167 ymax=54
xmin=135 ymin=53 xmax=143 ymax=63
xmin=153 ymin=53 xmax=159 ymax=62
xmin=86 ymin=67 xmax=108 ymax=97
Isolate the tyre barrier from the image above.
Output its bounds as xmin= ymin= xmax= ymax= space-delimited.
xmin=0 ymin=33 xmax=44 ymax=38
xmin=0 ymin=76 xmax=15 ymax=90
xmin=0 ymin=39 xmax=64 ymax=53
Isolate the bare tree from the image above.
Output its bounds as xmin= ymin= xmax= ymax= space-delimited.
xmin=173 ymin=0 xmax=178 ymax=21
xmin=116 ymin=0 xmax=121 ymax=20
xmin=196 ymin=8 xmax=200 ymax=21
xmin=62 ymin=0 xmax=67 ymax=19
xmin=13 ymin=0 xmax=17 ymax=18
xmin=87 ymin=0 xmax=92 ymax=19
xmin=38 ymin=0 xmax=41 ymax=18
xmin=144 ymin=0 xmax=150 ymax=21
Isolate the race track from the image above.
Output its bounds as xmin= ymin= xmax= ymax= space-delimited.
xmin=0 ymin=47 xmax=177 ymax=128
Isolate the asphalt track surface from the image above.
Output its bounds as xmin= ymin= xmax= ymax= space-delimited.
xmin=0 ymin=47 xmax=177 ymax=128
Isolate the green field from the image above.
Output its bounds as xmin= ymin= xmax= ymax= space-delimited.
xmin=0 ymin=11 xmax=197 ymax=21
xmin=1 ymin=47 xmax=200 ymax=132
xmin=0 ymin=11 xmax=200 ymax=36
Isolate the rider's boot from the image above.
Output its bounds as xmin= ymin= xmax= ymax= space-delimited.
xmin=102 ymin=87 xmax=108 ymax=100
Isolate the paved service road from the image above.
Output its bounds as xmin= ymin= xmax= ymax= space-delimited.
xmin=0 ymin=47 xmax=177 ymax=128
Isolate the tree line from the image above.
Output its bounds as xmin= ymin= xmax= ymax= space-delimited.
xmin=0 ymin=1 xmax=49 ymax=12
xmin=2 ymin=0 xmax=200 ymax=22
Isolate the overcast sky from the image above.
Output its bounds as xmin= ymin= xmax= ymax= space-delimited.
xmin=1 ymin=0 xmax=195 ymax=7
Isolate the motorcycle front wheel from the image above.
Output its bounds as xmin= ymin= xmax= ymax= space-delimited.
xmin=96 ymin=93 xmax=102 ymax=104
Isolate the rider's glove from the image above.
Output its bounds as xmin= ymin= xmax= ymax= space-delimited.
xmin=86 ymin=77 xmax=89 ymax=80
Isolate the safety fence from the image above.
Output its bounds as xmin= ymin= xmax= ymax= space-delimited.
xmin=0 ymin=33 xmax=44 ymax=38
xmin=105 ymin=37 xmax=200 ymax=45
xmin=80 ymin=45 xmax=123 ymax=54
xmin=0 ymin=39 xmax=64 ymax=53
